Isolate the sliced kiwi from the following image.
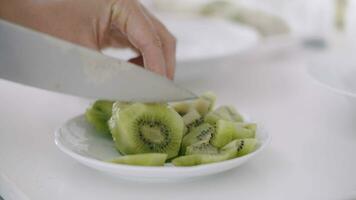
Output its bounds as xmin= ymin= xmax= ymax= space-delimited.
xmin=85 ymin=100 xmax=114 ymax=135
xmin=205 ymin=105 xmax=244 ymax=125
xmin=182 ymin=109 xmax=204 ymax=134
xmin=210 ymin=120 xmax=256 ymax=148
xmin=109 ymin=103 xmax=184 ymax=159
xmin=110 ymin=153 xmax=167 ymax=166
xmin=112 ymin=101 xmax=132 ymax=114
xmin=171 ymin=92 xmax=216 ymax=116
xmin=172 ymin=148 xmax=236 ymax=166
xmin=193 ymin=92 xmax=216 ymax=116
xmin=222 ymin=138 xmax=257 ymax=157
xmin=181 ymin=123 xmax=215 ymax=154
xmin=185 ymin=141 xmax=219 ymax=155
xmin=233 ymin=122 xmax=256 ymax=139
xmin=171 ymin=102 xmax=192 ymax=116
xmin=210 ymin=119 xmax=236 ymax=148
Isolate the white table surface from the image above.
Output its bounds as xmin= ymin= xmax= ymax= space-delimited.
xmin=1 ymin=41 xmax=356 ymax=200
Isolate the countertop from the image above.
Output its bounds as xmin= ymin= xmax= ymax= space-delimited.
xmin=1 ymin=41 xmax=356 ymax=200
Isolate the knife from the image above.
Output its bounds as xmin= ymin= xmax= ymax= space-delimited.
xmin=0 ymin=19 xmax=197 ymax=102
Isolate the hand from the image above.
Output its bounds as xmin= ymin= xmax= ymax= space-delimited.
xmin=0 ymin=0 xmax=176 ymax=79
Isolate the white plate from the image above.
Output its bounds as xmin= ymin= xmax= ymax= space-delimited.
xmin=55 ymin=114 xmax=270 ymax=182
xmin=307 ymin=48 xmax=356 ymax=99
xmin=102 ymin=15 xmax=259 ymax=62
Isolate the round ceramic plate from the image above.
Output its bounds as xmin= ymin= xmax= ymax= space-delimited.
xmin=55 ymin=114 xmax=270 ymax=182
xmin=307 ymin=48 xmax=356 ymax=99
xmin=102 ymin=15 xmax=259 ymax=62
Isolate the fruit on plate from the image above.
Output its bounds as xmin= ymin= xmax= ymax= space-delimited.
xmin=85 ymin=100 xmax=114 ymax=135
xmin=110 ymin=153 xmax=167 ymax=166
xmin=210 ymin=120 xmax=256 ymax=148
xmin=85 ymin=92 xmax=258 ymax=167
xmin=109 ymin=103 xmax=184 ymax=159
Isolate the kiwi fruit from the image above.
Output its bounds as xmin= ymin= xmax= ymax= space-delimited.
xmin=85 ymin=100 xmax=114 ymax=134
xmin=182 ymin=109 xmax=204 ymax=134
xmin=110 ymin=153 xmax=167 ymax=166
xmin=210 ymin=119 xmax=236 ymax=148
xmin=233 ymin=122 xmax=256 ymax=139
xmin=86 ymin=92 xmax=259 ymax=167
xmin=210 ymin=120 xmax=257 ymax=148
xmin=171 ymin=102 xmax=192 ymax=116
xmin=193 ymin=92 xmax=216 ymax=116
xmin=205 ymin=105 xmax=244 ymax=125
xmin=185 ymin=141 xmax=219 ymax=155
xmin=172 ymin=148 xmax=236 ymax=166
xmin=181 ymin=123 xmax=215 ymax=154
xmin=171 ymin=92 xmax=216 ymax=117
xmin=109 ymin=103 xmax=184 ymax=159
xmin=112 ymin=101 xmax=132 ymax=114
xmin=222 ymin=138 xmax=257 ymax=157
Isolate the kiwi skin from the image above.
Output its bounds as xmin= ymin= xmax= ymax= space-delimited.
xmin=110 ymin=153 xmax=168 ymax=166
xmin=110 ymin=103 xmax=184 ymax=159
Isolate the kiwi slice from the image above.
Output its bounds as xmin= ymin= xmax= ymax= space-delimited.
xmin=172 ymin=148 xmax=236 ymax=166
xmin=110 ymin=153 xmax=167 ymax=166
xmin=185 ymin=141 xmax=219 ymax=155
xmin=182 ymin=109 xmax=204 ymax=134
xmin=222 ymin=138 xmax=257 ymax=157
xmin=171 ymin=92 xmax=216 ymax=116
xmin=171 ymin=102 xmax=192 ymax=116
xmin=210 ymin=120 xmax=256 ymax=148
xmin=85 ymin=100 xmax=114 ymax=134
xmin=181 ymin=123 xmax=215 ymax=154
xmin=205 ymin=105 xmax=244 ymax=125
xmin=193 ymin=92 xmax=216 ymax=116
xmin=112 ymin=101 xmax=132 ymax=114
xmin=109 ymin=103 xmax=184 ymax=159
xmin=210 ymin=119 xmax=236 ymax=148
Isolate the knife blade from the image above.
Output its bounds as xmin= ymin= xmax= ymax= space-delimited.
xmin=0 ymin=19 xmax=197 ymax=102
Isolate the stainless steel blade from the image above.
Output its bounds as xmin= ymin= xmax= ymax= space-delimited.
xmin=0 ymin=19 xmax=197 ymax=102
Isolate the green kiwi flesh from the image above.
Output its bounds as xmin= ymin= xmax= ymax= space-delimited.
xmin=85 ymin=100 xmax=114 ymax=135
xmin=193 ymin=92 xmax=216 ymax=116
xmin=171 ymin=102 xmax=192 ymax=116
xmin=185 ymin=141 xmax=219 ymax=155
xmin=172 ymin=148 xmax=236 ymax=166
xmin=109 ymin=103 xmax=184 ymax=159
xmin=205 ymin=105 xmax=244 ymax=125
xmin=171 ymin=92 xmax=216 ymax=117
xmin=182 ymin=109 xmax=204 ymax=134
xmin=110 ymin=153 xmax=167 ymax=166
xmin=222 ymin=138 xmax=257 ymax=157
xmin=181 ymin=123 xmax=215 ymax=154
xmin=211 ymin=120 xmax=256 ymax=148
xmin=112 ymin=101 xmax=132 ymax=114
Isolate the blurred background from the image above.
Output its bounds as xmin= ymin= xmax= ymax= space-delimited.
xmin=103 ymin=0 xmax=356 ymax=62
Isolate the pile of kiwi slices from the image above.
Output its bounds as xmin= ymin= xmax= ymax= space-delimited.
xmin=85 ymin=92 xmax=258 ymax=167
